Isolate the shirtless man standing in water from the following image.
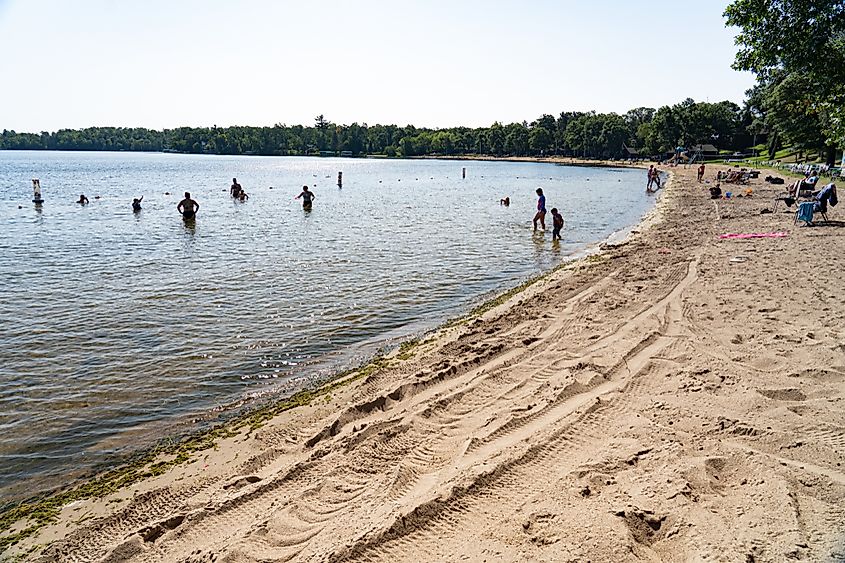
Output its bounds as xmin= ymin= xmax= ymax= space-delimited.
xmin=177 ymin=192 xmax=200 ymax=219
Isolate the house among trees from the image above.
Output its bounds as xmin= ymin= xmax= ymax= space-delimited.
xmin=621 ymin=145 xmax=640 ymax=160
xmin=692 ymin=143 xmax=719 ymax=156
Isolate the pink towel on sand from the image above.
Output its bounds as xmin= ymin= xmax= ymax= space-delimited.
xmin=718 ymin=232 xmax=788 ymax=240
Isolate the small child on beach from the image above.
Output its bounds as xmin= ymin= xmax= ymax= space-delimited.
xmin=551 ymin=208 xmax=564 ymax=240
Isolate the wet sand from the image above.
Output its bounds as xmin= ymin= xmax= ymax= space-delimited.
xmin=9 ymin=165 xmax=845 ymax=562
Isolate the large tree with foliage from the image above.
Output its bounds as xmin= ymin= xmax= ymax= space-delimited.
xmin=725 ymin=0 xmax=845 ymax=155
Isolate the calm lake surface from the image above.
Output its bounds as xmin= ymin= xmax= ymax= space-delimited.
xmin=0 ymin=151 xmax=654 ymax=502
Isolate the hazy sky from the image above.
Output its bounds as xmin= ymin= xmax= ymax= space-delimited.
xmin=0 ymin=0 xmax=755 ymax=131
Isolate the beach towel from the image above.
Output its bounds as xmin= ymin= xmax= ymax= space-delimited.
xmin=796 ymin=202 xmax=814 ymax=224
xmin=718 ymin=232 xmax=789 ymax=240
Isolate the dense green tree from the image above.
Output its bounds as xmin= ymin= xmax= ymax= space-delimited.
xmin=725 ymin=0 xmax=845 ymax=154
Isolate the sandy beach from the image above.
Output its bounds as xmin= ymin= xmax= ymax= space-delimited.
xmin=8 ymin=164 xmax=845 ymax=562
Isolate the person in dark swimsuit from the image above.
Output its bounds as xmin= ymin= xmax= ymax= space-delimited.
xmin=77 ymin=194 xmax=89 ymax=205
xmin=132 ymin=196 xmax=143 ymax=212
xmin=551 ymin=208 xmax=564 ymax=240
xmin=533 ymin=188 xmax=546 ymax=231
xmin=231 ymin=178 xmax=242 ymax=198
xmin=296 ymin=185 xmax=314 ymax=210
xmin=177 ymin=192 xmax=200 ymax=219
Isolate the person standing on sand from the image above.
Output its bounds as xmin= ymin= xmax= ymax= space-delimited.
xmin=177 ymin=192 xmax=200 ymax=219
xmin=296 ymin=185 xmax=315 ymax=210
xmin=551 ymin=208 xmax=564 ymax=240
xmin=697 ymin=163 xmax=706 ymax=182
xmin=533 ymin=188 xmax=546 ymax=231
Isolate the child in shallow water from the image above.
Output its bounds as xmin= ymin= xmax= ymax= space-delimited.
xmin=551 ymin=208 xmax=564 ymax=240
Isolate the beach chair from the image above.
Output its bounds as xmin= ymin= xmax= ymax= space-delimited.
xmin=794 ymin=183 xmax=837 ymax=225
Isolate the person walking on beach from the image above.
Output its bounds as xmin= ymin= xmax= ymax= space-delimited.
xmin=177 ymin=192 xmax=200 ymax=219
xmin=231 ymin=178 xmax=242 ymax=198
xmin=697 ymin=163 xmax=706 ymax=182
xmin=132 ymin=196 xmax=143 ymax=212
xmin=533 ymin=188 xmax=546 ymax=231
xmin=551 ymin=208 xmax=564 ymax=240
xmin=296 ymin=185 xmax=315 ymax=210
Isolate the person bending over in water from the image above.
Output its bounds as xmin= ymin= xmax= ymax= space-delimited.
xmin=533 ymin=188 xmax=546 ymax=231
xmin=132 ymin=196 xmax=143 ymax=212
xmin=77 ymin=194 xmax=89 ymax=205
xmin=500 ymin=196 xmax=510 ymax=206
xmin=231 ymin=178 xmax=242 ymax=198
xmin=238 ymin=190 xmax=248 ymax=202
xmin=296 ymin=185 xmax=314 ymax=210
xmin=551 ymin=208 xmax=564 ymax=240
xmin=177 ymin=192 xmax=200 ymax=219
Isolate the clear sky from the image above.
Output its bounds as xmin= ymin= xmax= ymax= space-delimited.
xmin=0 ymin=0 xmax=755 ymax=132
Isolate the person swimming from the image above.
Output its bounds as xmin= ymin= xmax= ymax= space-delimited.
xmin=132 ymin=196 xmax=143 ymax=212
xmin=77 ymin=194 xmax=89 ymax=205
xmin=296 ymin=185 xmax=314 ymax=210
xmin=500 ymin=196 xmax=510 ymax=206
xmin=177 ymin=192 xmax=200 ymax=219
xmin=533 ymin=188 xmax=546 ymax=231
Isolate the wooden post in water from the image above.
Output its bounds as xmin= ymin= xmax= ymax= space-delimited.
xmin=337 ymin=171 xmax=342 ymax=187
xmin=462 ymin=167 xmax=466 ymax=179
xmin=32 ymin=179 xmax=44 ymax=204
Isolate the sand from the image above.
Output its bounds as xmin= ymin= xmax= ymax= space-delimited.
xmin=10 ymin=165 xmax=845 ymax=562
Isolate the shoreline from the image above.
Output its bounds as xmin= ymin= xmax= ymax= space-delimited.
xmin=0 ymin=162 xmax=657 ymax=543
xmin=8 ymin=163 xmax=845 ymax=562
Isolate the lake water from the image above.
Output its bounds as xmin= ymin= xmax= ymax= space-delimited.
xmin=0 ymin=151 xmax=654 ymax=503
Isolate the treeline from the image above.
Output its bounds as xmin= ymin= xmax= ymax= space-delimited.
xmin=2 ymin=100 xmax=756 ymax=160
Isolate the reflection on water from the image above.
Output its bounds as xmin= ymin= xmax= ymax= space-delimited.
xmin=0 ymin=152 xmax=653 ymax=502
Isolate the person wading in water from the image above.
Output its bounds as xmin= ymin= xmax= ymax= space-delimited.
xmin=296 ymin=185 xmax=315 ymax=210
xmin=177 ymin=192 xmax=200 ymax=220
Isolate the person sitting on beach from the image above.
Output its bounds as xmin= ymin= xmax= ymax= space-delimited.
xmin=296 ymin=185 xmax=315 ymax=210
xmin=132 ymin=196 xmax=143 ymax=212
xmin=231 ymin=178 xmax=242 ymax=198
xmin=177 ymin=192 xmax=200 ymax=219
xmin=697 ymin=163 xmax=705 ymax=182
xmin=710 ymin=183 xmax=722 ymax=199
xmin=533 ymin=188 xmax=546 ymax=231
xmin=551 ymin=208 xmax=564 ymax=240
xmin=77 ymin=194 xmax=89 ymax=205
xmin=500 ymin=196 xmax=510 ymax=206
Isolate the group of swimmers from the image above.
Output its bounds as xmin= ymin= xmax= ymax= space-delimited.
xmin=68 ymin=178 xmax=570 ymax=238
xmin=230 ymin=178 xmax=249 ymax=201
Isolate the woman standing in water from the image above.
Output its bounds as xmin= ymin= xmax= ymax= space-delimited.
xmin=296 ymin=185 xmax=315 ymax=210
xmin=533 ymin=188 xmax=546 ymax=231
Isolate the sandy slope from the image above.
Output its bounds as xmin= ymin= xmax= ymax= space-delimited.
xmin=15 ymin=166 xmax=845 ymax=562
